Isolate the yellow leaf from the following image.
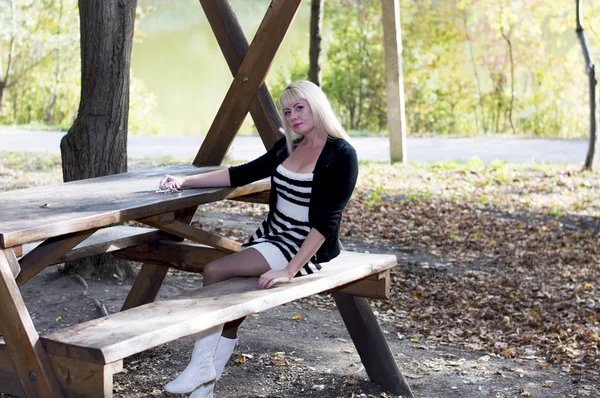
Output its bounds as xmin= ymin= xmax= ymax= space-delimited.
xmin=410 ymin=337 xmax=420 ymax=343
xmin=55 ymin=316 xmax=62 ymax=322
xmin=234 ymin=357 xmax=246 ymax=364
xmin=291 ymin=315 xmax=302 ymax=321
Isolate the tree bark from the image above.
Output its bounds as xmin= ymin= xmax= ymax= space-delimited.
xmin=60 ymin=0 xmax=137 ymax=277
xmin=584 ymin=64 xmax=597 ymax=170
xmin=308 ymin=0 xmax=324 ymax=86
xmin=576 ymin=0 xmax=597 ymax=170
xmin=61 ymin=0 xmax=136 ymax=182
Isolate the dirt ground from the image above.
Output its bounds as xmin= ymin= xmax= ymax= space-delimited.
xmin=3 ymin=209 xmax=599 ymax=398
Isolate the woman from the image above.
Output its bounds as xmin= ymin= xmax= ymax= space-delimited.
xmin=159 ymin=80 xmax=358 ymax=397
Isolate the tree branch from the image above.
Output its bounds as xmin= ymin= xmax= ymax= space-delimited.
xmin=5 ymin=49 xmax=57 ymax=89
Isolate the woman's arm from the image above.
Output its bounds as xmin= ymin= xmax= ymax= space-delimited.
xmin=159 ymin=168 xmax=231 ymax=190
xmin=257 ymin=228 xmax=326 ymax=289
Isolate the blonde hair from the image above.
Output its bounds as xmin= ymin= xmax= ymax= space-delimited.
xmin=278 ymin=80 xmax=350 ymax=154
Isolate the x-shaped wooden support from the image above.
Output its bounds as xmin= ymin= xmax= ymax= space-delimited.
xmin=194 ymin=0 xmax=303 ymax=166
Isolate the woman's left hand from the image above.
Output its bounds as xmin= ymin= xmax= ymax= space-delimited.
xmin=257 ymin=269 xmax=293 ymax=289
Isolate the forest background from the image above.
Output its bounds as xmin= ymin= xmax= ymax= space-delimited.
xmin=0 ymin=0 xmax=599 ymax=139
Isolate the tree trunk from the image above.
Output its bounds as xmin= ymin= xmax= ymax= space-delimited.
xmin=576 ymin=0 xmax=597 ymax=170
xmin=60 ymin=0 xmax=137 ymax=277
xmin=61 ymin=0 xmax=136 ymax=181
xmin=308 ymin=0 xmax=324 ymax=86
xmin=0 ymin=81 xmax=5 ymax=111
xmin=584 ymin=64 xmax=597 ymax=170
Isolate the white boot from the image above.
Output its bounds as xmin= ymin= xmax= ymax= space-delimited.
xmin=213 ymin=336 xmax=238 ymax=380
xmin=189 ymin=382 xmax=214 ymax=398
xmin=189 ymin=337 xmax=238 ymax=398
xmin=165 ymin=325 xmax=223 ymax=394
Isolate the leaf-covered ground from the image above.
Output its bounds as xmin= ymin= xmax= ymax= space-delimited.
xmin=2 ymin=152 xmax=598 ymax=385
xmin=346 ymin=160 xmax=599 ymax=374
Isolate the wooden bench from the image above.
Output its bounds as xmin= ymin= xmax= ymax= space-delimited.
xmin=37 ymin=251 xmax=398 ymax=398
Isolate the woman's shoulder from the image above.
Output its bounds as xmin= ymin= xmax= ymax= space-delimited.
xmin=326 ymin=138 xmax=357 ymax=157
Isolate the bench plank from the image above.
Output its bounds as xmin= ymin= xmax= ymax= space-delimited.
xmin=42 ymin=251 xmax=396 ymax=365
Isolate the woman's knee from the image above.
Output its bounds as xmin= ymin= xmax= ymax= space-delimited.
xmin=202 ymin=260 xmax=223 ymax=285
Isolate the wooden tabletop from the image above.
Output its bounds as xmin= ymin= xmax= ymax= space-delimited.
xmin=0 ymin=165 xmax=269 ymax=249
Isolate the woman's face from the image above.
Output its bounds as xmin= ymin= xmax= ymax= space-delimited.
xmin=283 ymin=99 xmax=315 ymax=136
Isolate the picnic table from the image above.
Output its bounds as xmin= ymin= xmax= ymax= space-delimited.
xmin=0 ymin=1 xmax=414 ymax=396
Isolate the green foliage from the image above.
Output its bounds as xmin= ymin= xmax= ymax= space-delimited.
xmin=267 ymin=51 xmax=309 ymax=107
xmin=268 ymin=0 xmax=598 ymax=138
xmin=322 ymin=0 xmax=386 ymax=132
xmin=0 ymin=0 xmax=161 ymax=135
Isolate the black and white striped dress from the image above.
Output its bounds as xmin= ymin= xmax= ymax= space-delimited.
xmin=243 ymin=164 xmax=322 ymax=276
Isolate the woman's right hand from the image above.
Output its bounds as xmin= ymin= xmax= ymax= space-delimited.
xmin=158 ymin=174 xmax=185 ymax=191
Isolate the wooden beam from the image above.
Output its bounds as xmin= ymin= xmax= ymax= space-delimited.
xmin=121 ymin=263 xmax=170 ymax=312
xmin=3 ymin=249 xmax=20 ymax=279
xmin=114 ymin=241 xmax=228 ymax=273
xmin=16 ymin=229 xmax=97 ymax=286
xmin=0 ymin=340 xmax=25 ymax=396
xmin=199 ymin=0 xmax=283 ymax=150
xmin=139 ymin=219 xmax=241 ymax=254
xmin=121 ymin=207 xmax=199 ymax=312
xmin=334 ymin=270 xmax=391 ymax=300
xmin=227 ymin=190 xmax=270 ymax=205
xmin=48 ymin=355 xmax=122 ymax=398
xmin=0 ymin=251 xmax=65 ymax=397
xmin=333 ymin=292 xmax=414 ymax=397
xmin=193 ymin=0 xmax=302 ymax=165
xmin=381 ymin=0 xmax=408 ymax=163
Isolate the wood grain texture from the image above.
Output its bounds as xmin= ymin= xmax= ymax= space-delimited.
xmin=42 ymin=251 xmax=397 ymax=364
xmin=3 ymin=249 xmax=20 ymax=279
xmin=0 ymin=164 xmax=269 ymax=248
xmin=17 ymin=229 xmax=97 ymax=286
xmin=333 ymin=292 xmax=414 ymax=397
xmin=193 ymin=0 xmax=302 ymax=165
xmin=0 ymin=340 xmax=24 ymax=397
xmin=114 ymin=241 xmax=228 ymax=272
xmin=199 ymin=0 xmax=283 ymax=150
xmin=334 ymin=269 xmax=391 ymax=299
xmin=48 ymin=355 xmax=122 ymax=398
xmin=139 ymin=219 xmax=242 ymax=254
xmin=0 ymin=251 xmax=65 ymax=397
xmin=120 ymin=262 xmax=169 ymax=312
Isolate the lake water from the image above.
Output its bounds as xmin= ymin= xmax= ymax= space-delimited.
xmin=132 ymin=0 xmax=311 ymax=136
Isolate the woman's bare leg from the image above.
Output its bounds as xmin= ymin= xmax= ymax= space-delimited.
xmin=202 ymin=248 xmax=271 ymax=338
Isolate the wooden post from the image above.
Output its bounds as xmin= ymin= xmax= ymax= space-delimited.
xmin=333 ymin=292 xmax=414 ymax=397
xmin=193 ymin=0 xmax=302 ymax=166
xmin=0 ymin=251 xmax=65 ymax=397
xmin=381 ymin=0 xmax=408 ymax=164
xmin=199 ymin=0 xmax=283 ymax=150
xmin=48 ymin=356 xmax=122 ymax=398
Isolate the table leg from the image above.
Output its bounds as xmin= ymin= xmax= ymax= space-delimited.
xmin=0 ymin=250 xmax=65 ymax=397
xmin=333 ymin=292 xmax=414 ymax=398
xmin=121 ymin=262 xmax=169 ymax=311
xmin=122 ymin=207 xmax=199 ymax=311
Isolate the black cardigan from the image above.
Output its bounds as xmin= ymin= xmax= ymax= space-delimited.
xmin=228 ymin=137 xmax=358 ymax=263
